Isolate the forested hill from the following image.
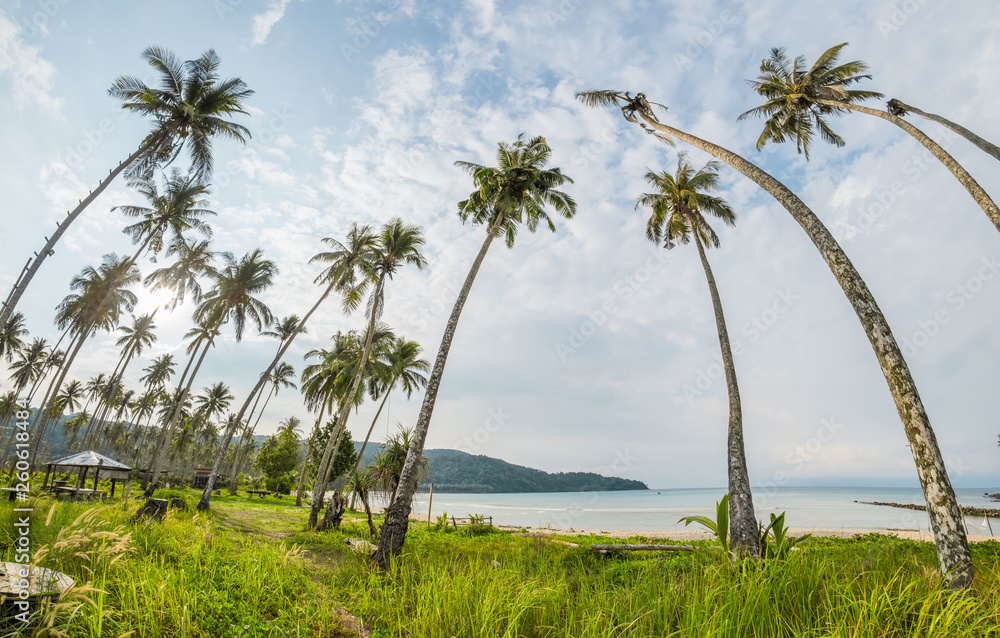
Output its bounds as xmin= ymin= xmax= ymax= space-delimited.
xmin=356 ymin=444 xmax=647 ymax=493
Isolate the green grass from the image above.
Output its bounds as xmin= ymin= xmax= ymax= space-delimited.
xmin=3 ymin=488 xmax=1000 ymax=637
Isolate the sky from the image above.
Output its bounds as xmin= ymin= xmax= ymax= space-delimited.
xmin=0 ymin=0 xmax=998 ymax=490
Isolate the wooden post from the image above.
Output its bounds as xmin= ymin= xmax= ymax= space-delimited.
xmin=43 ymin=465 xmax=52 ymax=488
xmin=426 ymin=484 xmax=434 ymax=526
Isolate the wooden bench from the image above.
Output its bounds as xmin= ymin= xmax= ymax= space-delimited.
xmin=450 ymin=515 xmax=493 ymax=528
xmin=246 ymin=490 xmax=271 ymax=498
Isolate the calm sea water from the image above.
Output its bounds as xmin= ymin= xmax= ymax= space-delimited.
xmin=401 ymin=487 xmax=1000 ymax=534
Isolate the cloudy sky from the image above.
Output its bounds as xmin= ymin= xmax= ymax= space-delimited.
xmin=1 ymin=0 xmax=998 ymax=489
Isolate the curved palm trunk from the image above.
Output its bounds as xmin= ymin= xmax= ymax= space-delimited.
xmin=197 ymin=280 xmax=340 ymax=511
xmin=307 ymin=273 xmax=388 ymax=528
xmin=816 ymin=100 xmax=1000 ymax=233
xmin=0 ymin=141 xmax=156 ymax=327
xmin=145 ymin=335 xmax=214 ymax=496
xmin=889 ymin=99 xmax=1000 ymax=163
xmin=226 ymin=387 xmax=271 ymax=494
xmin=689 ymin=219 xmax=759 ymax=558
xmin=293 ymin=437 xmax=314 ymax=507
xmin=355 ymin=389 xmax=392 ymax=471
xmin=630 ymin=107 xmax=971 ymax=588
xmin=296 ymin=406 xmax=327 ymax=507
xmin=375 ymin=215 xmax=503 ymax=567
xmin=316 ymin=425 xmax=351 ymax=532
xmin=26 ymin=333 xmax=86 ymax=471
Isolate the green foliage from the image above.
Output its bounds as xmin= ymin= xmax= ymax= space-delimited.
xmin=678 ymin=492 xmax=730 ymax=554
xmin=759 ymin=511 xmax=812 ymax=560
xmin=254 ymin=428 xmax=299 ymax=481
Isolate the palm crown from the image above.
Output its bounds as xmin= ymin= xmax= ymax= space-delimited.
xmin=637 ymin=157 xmax=736 ymax=250
xmin=738 ymin=43 xmax=884 ymax=158
xmin=109 ymin=47 xmax=254 ymax=179
xmin=455 ymin=134 xmax=577 ymax=247
xmin=115 ymin=169 xmax=216 ymax=258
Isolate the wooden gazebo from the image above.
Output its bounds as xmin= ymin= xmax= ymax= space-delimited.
xmin=43 ymin=451 xmax=131 ymax=497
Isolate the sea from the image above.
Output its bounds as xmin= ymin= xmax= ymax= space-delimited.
xmin=398 ymin=487 xmax=1000 ymax=535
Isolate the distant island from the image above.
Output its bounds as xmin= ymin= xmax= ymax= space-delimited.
xmin=357 ymin=446 xmax=647 ymax=493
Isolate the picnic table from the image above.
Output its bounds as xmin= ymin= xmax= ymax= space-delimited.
xmin=246 ymin=490 xmax=271 ymax=498
xmin=1 ymin=487 xmax=22 ymax=502
xmin=52 ymin=486 xmax=107 ymax=500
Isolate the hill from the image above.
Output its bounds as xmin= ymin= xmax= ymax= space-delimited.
xmin=355 ymin=443 xmax=647 ymax=493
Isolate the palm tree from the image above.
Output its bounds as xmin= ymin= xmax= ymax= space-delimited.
xmin=196 ymin=226 xmax=385 ymax=511
xmin=375 ymin=135 xmax=576 ymax=566
xmin=9 ymin=338 xmax=49 ymax=399
xmin=0 ymin=312 xmax=28 ymax=364
xmin=355 ymin=337 xmax=429 ymax=471
xmin=344 ymin=467 xmax=378 ymax=536
xmin=308 ymin=219 xmax=426 ymax=528
xmin=141 ymin=354 xmax=176 ymax=393
xmin=227 ymin=362 xmax=297 ymax=494
xmin=0 ymin=47 xmax=253 ymax=327
xmin=146 ymin=249 xmax=276 ymax=495
xmin=115 ymin=169 xmax=216 ymax=260
xmin=885 ymin=99 xmax=1000 ymax=163
xmin=53 ymin=380 xmax=85 ymax=417
xmin=195 ymin=382 xmax=234 ymax=425
xmin=637 ymin=157 xmax=758 ymax=557
xmin=30 ymin=254 xmax=140 ymax=468
xmin=738 ymin=43 xmax=1000 ymax=233
xmin=576 ymin=89 xmax=973 ymax=588
xmin=144 ymin=237 xmax=219 ymax=310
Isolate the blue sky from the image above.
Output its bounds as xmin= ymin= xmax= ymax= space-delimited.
xmin=1 ymin=0 xmax=998 ymax=489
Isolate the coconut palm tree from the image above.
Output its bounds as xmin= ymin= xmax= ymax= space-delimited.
xmin=196 ymin=226 xmax=385 ymax=511
xmin=308 ymin=219 xmax=426 ymax=528
xmin=115 ymin=169 xmax=216 ymax=260
xmin=9 ymin=338 xmax=49 ymax=400
xmin=376 ymin=135 xmax=576 ymax=566
xmin=0 ymin=312 xmax=28 ymax=364
xmin=195 ymin=382 xmax=234 ymax=425
xmin=344 ymin=467 xmax=378 ymax=536
xmin=144 ymin=237 xmax=219 ymax=310
xmin=738 ymin=43 xmax=1000 ymax=233
xmin=29 ymin=254 xmax=139 ymax=469
xmin=146 ymin=249 xmax=276 ymax=495
xmin=355 ymin=336 xmax=429 ymax=471
xmin=885 ymin=99 xmax=1000 ymax=163
xmin=0 ymin=47 xmax=252 ymax=328
xmin=577 ymin=89 xmax=973 ymax=588
xmin=140 ymin=354 xmax=176 ymax=393
xmin=227 ymin=362 xmax=296 ymax=494
xmin=637 ymin=156 xmax=758 ymax=556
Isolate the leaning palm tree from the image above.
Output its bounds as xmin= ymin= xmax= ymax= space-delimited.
xmin=115 ymin=169 xmax=216 ymax=260
xmin=227 ymin=362 xmax=296 ymax=494
xmin=140 ymin=354 xmax=176 ymax=393
xmin=144 ymin=237 xmax=219 ymax=310
xmin=355 ymin=336 xmax=429 ymax=471
xmin=29 ymin=254 xmax=139 ymax=469
xmin=0 ymin=47 xmax=253 ymax=327
xmin=307 ymin=218 xmax=426 ymax=528
xmin=194 ymin=226 xmax=382 ymax=511
xmin=375 ymin=134 xmax=576 ymax=566
xmin=9 ymin=338 xmax=49 ymax=400
xmin=577 ymin=89 xmax=973 ymax=588
xmin=145 ymin=249 xmax=276 ymax=495
xmin=886 ymin=99 xmax=1000 ymax=163
xmin=638 ymin=157 xmax=758 ymax=557
xmin=738 ymin=43 xmax=1000 ymax=233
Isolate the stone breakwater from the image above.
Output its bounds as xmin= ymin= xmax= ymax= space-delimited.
xmin=857 ymin=500 xmax=1000 ymax=519
xmin=988 ymin=493 xmax=1000 ymax=502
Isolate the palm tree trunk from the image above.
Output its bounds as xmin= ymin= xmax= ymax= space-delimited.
xmin=0 ymin=141 xmax=158 ymax=327
xmin=889 ymin=99 xmax=1000 ymax=163
xmin=296 ymin=407 xmax=327 ymax=507
xmin=316 ymin=425 xmax=351 ymax=532
xmin=196 ymin=280 xmax=340 ymax=511
xmin=145 ymin=335 xmax=215 ymax=496
xmin=26 ymin=332 xmax=86 ymax=471
xmin=226 ymin=386 xmax=271 ymax=495
xmin=355 ymin=389 xmax=392 ymax=471
xmin=816 ymin=99 xmax=1000 ymax=233
xmin=631 ymin=107 xmax=972 ymax=588
xmin=375 ymin=214 xmax=504 ymax=567
xmin=293 ymin=439 xmax=313 ymax=507
xmin=308 ymin=273 xmax=387 ymax=528
xmin=688 ymin=217 xmax=759 ymax=558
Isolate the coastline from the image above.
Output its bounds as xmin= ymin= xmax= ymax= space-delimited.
xmin=400 ymin=512 xmax=998 ymax=543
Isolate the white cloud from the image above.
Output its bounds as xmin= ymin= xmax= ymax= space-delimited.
xmin=251 ymin=0 xmax=293 ymax=46
xmin=0 ymin=9 xmax=62 ymax=112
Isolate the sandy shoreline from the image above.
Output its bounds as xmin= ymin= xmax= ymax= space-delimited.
xmin=399 ymin=512 xmax=997 ymax=543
